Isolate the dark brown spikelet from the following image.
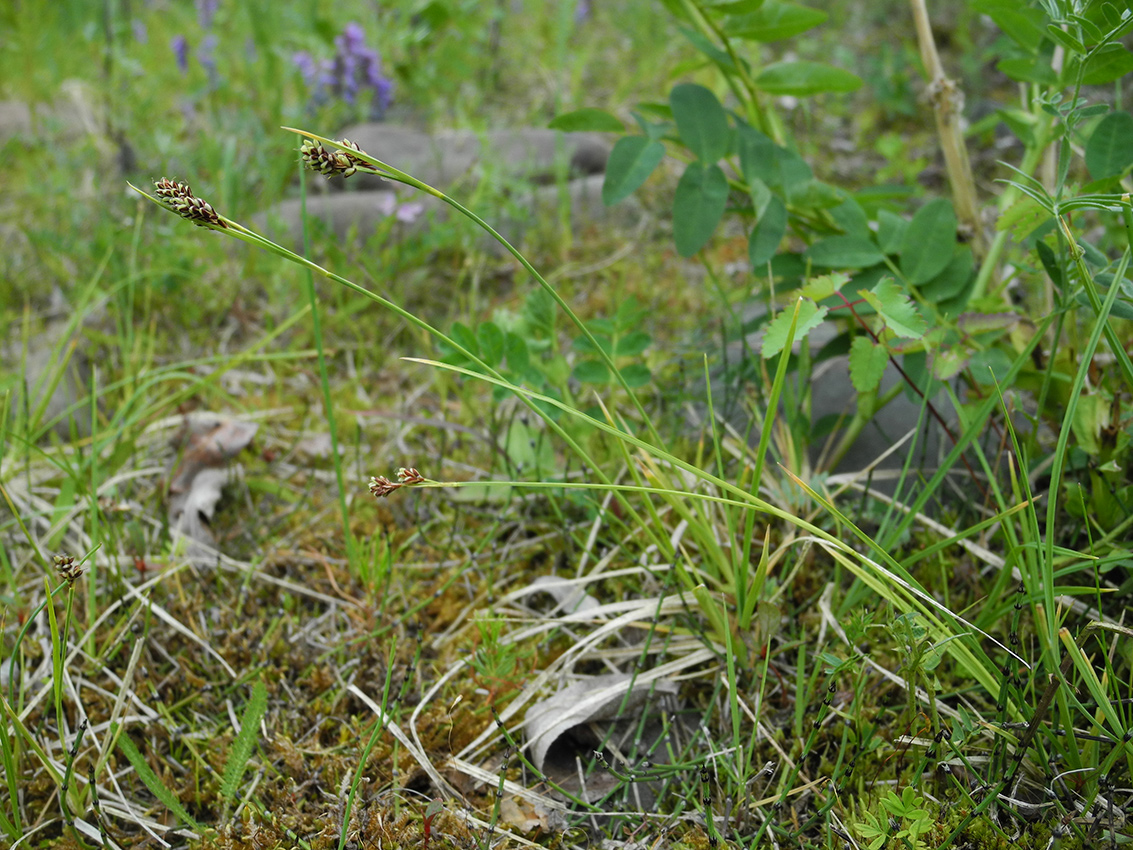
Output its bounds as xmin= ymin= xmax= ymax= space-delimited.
xmin=153 ymin=178 xmax=227 ymax=228
xmin=300 ymin=138 xmax=368 ymax=178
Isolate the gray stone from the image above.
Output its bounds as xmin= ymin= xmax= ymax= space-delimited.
xmin=254 ymin=174 xmax=639 ymax=254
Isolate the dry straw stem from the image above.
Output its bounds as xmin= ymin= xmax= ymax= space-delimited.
xmin=909 ymin=0 xmax=986 ymax=259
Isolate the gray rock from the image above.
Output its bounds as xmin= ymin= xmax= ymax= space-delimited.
xmin=254 ymin=174 xmax=639 ymax=254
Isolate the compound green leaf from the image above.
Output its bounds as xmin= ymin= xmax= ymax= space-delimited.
xmin=749 ymin=195 xmax=787 ymax=267
xmin=730 ymin=1 xmax=827 ymax=42
xmin=673 ymin=161 xmax=729 ymax=257
xmin=573 ymin=359 xmax=610 ymax=384
xmin=549 ymin=108 xmax=624 ymax=133
xmin=755 ymin=61 xmax=862 ymax=95
xmin=603 ymin=136 xmax=666 ymax=205
xmin=1086 ymin=111 xmax=1133 ymax=180
xmin=900 ymin=198 xmax=956 ymax=285
xmin=671 ymin=83 xmax=731 ymax=162
xmin=476 ymin=321 xmax=504 ymax=368
xmin=806 ymin=236 xmax=885 ymax=269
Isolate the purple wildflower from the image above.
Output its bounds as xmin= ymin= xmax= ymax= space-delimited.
xmin=395 ymin=201 xmax=424 ymax=224
xmin=132 ymin=19 xmax=148 ymax=44
xmin=196 ymin=0 xmax=219 ymax=29
xmin=574 ymin=0 xmax=591 ymax=23
xmin=295 ymin=23 xmax=394 ymax=118
xmin=172 ymin=35 xmax=190 ymax=73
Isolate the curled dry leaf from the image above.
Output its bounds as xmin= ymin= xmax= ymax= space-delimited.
xmin=524 ymin=672 xmax=678 ymax=774
xmin=167 ymin=416 xmax=258 ymax=562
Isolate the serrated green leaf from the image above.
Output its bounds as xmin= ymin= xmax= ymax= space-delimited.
xmin=761 ymin=299 xmax=827 ymax=358
xmin=806 ymin=236 xmax=885 ymax=268
xmin=900 ymin=198 xmax=957 ymax=285
xmin=862 ymin=278 xmax=926 ymax=339
xmin=548 ymin=108 xmax=624 ymax=133
xmin=673 ymin=161 xmax=729 ymax=257
xmin=603 ymin=136 xmax=666 ymax=205
xmin=755 ymin=61 xmax=862 ymax=95
xmin=997 ymin=193 xmax=1051 ymax=241
xmin=1085 ymin=111 xmax=1133 ymax=180
xmin=849 ymin=335 xmax=889 ymax=393
xmin=749 ymin=195 xmax=787 ymax=267
xmin=574 ymin=359 xmax=610 ymax=384
xmin=671 ymin=83 xmax=731 ymax=162
xmin=799 ymin=272 xmax=850 ymax=301
xmin=729 ymin=1 xmax=827 ymax=42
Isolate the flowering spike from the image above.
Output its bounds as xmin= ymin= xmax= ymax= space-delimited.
xmin=153 ymin=178 xmax=227 ymax=228
xmin=53 ymin=553 xmax=84 ymax=585
xmin=300 ymin=138 xmax=368 ymax=179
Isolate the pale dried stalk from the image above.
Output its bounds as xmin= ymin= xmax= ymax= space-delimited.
xmin=909 ymin=0 xmax=986 ymax=259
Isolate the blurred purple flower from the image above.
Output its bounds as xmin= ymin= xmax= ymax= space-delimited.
xmin=296 ymin=23 xmax=394 ymax=118
xmin=132 ymin=19 xmax=148 ymax=44
xmin=198 ymin=34 xmax=218 ymax=85
xmin=395 ymin=201 xmax=424 ymax=224
xmin=172 ymin=35 xmax=190 ymax=73
xmin=574 ymin=0 xmax=590 ymax=23
xmin=196 ymin=0 xmax=219 ymax=29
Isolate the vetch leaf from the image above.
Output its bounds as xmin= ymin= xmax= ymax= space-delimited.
xmin=861 ymin=278 xmax=926 ymax=339
xmin=877 ymin=210 xmax=907 ymax=254
xmin=761 ymin=298 xmax=827 ymax=358
xmin=548 ymin=108 xmax=624 ymax=133
xmin=504 ymin=332 xmax=530 ymax=374
xmin=849 ymin=336 xmax=888 ymax=393
xmin=983 ymin=1 xmax=1048 ymax=53
xmin=749 ymin=195 xmax=787 ymax=267
xmin=673 ymin=161 xmax=729 ymax=257
xmin=755 ymin=61 xmax=862 ymax=95
xmin=603 ymin=136 xmax=666 ymax=205
xmin=900 ymin=198 xmax=957 ymax=285
xmin=738 ymin=124 xmax=778 ymax=185
xmin=917 ymin=246 xmax=973 ymax=304
xmin=671 ymin=83 xmax=731 ymax=162
xmin=477 ymin=322 xmax=505 ymax=368
xmin=730 ymin=1 xmax=828 ymax=42
xmin=1076 ymin=44 xmax=1133 ymax=84
xmin=614 ymin=331 xmax=652 ymax=357
xmin=806 ymin=236 xmax=885 ymax=268
xmin=620 ymin=363 xmax=653 ymax=387
xmin=573 ymin=359 xmax=610 ymax=384
xmin=1085 ymin=111 xmax=1133 ymax=180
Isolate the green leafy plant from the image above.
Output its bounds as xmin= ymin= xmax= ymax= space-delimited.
xmin=854 ymin=786 xmax=935 ymax=850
